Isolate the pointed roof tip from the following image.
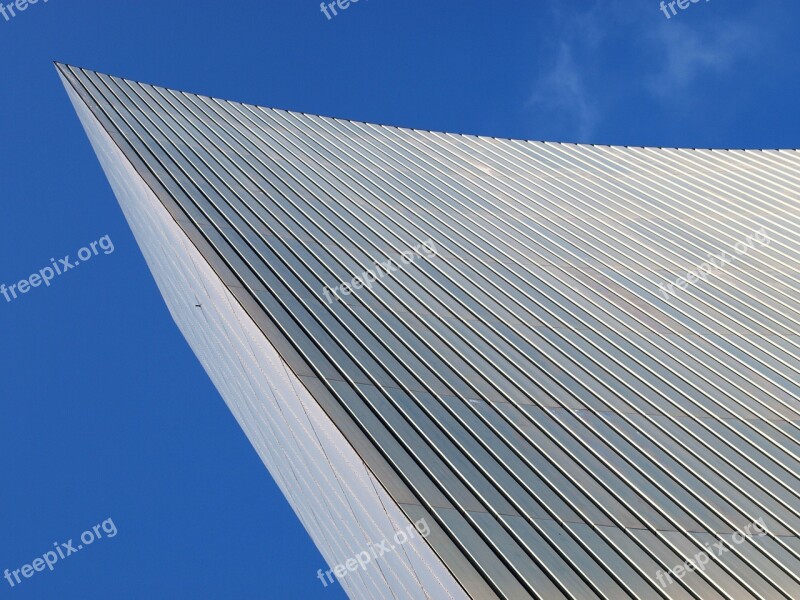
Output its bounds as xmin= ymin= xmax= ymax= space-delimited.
xmin=53 ymin=62 xmax=76 ymax=89
xmin=53 ymin=62 xmax=88 ymax=75
xmin=53 ymin=61 xmax=72 ymax=76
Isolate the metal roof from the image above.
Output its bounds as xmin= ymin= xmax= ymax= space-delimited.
xmin=59 ymin=63 xmax=800 ymax=600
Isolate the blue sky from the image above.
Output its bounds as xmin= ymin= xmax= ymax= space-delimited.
xmin=0 ymin=0 xmax=797 ymax=597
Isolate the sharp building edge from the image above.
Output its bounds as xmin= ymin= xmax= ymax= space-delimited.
xmin=57 ymin=62 xmax=800 ymax=600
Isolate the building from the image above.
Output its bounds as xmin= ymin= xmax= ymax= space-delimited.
xmin=58 ymin=63 xmax=800 ymax=599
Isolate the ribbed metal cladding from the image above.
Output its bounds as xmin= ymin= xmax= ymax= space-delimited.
xmin=58 ymin=63 xmax=800 ymax=600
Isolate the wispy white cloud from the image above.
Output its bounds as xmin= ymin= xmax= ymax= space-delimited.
xmin=526 ymin=1 xmax=607 ymax=140
xmin=527 ymin=42 xmax=597 ymax=139
xmin=646 ymin=20 xmax=758 ymax=97
xmin=526 ymin=1 xmax=762 ymax=140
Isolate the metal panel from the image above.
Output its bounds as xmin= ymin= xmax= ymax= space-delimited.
xmin=60 ymin=62 xmax=800 ymax=600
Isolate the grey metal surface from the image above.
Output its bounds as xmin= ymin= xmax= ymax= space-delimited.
xmin=59 ymin=63 xmax=800 ymax=600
